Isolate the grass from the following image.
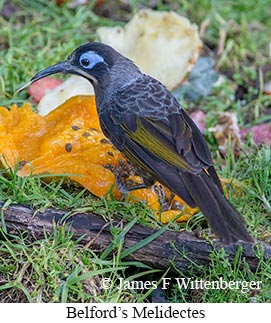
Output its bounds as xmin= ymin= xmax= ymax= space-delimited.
xmin=0 ymin=0 xmax=271 ymax=302
xmin=169 ymin=244 xmax=271 ymax=302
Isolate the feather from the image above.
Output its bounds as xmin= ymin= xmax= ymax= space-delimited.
xmin=103 ymin=75 xmax=252 ymax=243
xmin=180 ymin=171 xmax=253 ymax=243
xmin=32 ymin=41 xmax=253 ymax=243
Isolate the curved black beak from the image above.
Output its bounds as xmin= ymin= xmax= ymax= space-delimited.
xmin=30 ymin=61 xmax=70 ymax=83
xmin=16 ymin=58 xmax=95 ymax=94
xmin=16 ymin=61 xmax=72 ymax=93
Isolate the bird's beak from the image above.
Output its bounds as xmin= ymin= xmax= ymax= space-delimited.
xmin=16 ymin=61 xmax=73 ymax=93
xmin=16 ymin=59 xmax=97 ymax=94
xmin=31 ymin=61 xmax=70 ymax=82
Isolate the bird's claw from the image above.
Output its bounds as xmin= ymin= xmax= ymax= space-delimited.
xmin=115 ymin=165 xmax=147 ymax=194
xmin=153 ymin=184 xmax=168 ymax=211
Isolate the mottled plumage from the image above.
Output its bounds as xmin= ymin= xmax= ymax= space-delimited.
xmin=28 ymin=42 xmax=253 ymax=244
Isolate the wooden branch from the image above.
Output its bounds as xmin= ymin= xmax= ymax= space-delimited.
xmin=1 ymin=201 xmax=270 ymax=273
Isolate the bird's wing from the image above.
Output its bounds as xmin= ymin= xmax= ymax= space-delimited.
xmin=109 ymin=75 xmax=213 ymax=175
xmin=106 ymin=76 xmax=252 ymax=243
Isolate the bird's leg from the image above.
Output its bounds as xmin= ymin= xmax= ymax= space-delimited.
xmin=153 ymin=184 xmax=168 ymax=211
xmin=115 ymin=165 xmax=154 ymax=193
xmin=115 ymin=166 xmax=129 ymax=193
xmin=168 ymin=191 xmax=176 ymax=209
xmin=115 ymin=165 xmax=168 ymax=211
xmin=115 ymin=175 xmax=147 ymax=193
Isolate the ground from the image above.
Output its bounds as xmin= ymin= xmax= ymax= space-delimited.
xmin=0 ymin=0 xmax=271 ymax=302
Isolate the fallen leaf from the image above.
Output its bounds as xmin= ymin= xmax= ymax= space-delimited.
xmin=241 ymin=123 xmax=271 ymax=146
xmin=208 ymin=112 xmax=242 ymax=156
xmin=189 ymin=110 xmax=206 ymax=132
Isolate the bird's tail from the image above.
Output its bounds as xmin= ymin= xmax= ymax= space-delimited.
xmin=180 ymin=171 xmax=253 ymax=243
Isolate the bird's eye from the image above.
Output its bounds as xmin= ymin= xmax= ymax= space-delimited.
xmin=79 ymin=51 xmax=104 ymax=70
xmin=81 ymin=58 xmax=90 ymax=68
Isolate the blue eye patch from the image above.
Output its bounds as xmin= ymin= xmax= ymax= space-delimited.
xmin=79 ymin=51 xmax=104 ymax=69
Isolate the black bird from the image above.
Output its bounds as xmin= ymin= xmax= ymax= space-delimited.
xmin=26 ymin=42 xmax=253 ymax=243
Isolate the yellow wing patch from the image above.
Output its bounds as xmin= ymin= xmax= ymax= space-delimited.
xmin=123 ymin=118 xmax=192 ymax=171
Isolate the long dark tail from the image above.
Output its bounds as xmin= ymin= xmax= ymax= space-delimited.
xmin=180 ymin=171 xmax=253 ymax=243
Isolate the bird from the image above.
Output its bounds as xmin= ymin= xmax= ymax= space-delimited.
xmin=24 ymin=42 xmax=253 ymax=243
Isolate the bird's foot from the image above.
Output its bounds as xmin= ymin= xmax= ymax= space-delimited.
xmin=115 ymin=166 xmax=147 ymax=194
xmin=153 ymin=184 xmax=168 ymax=211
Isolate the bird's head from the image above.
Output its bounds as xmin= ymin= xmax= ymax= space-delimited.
xmin=19 ymin=42 xmax=140 ymax=97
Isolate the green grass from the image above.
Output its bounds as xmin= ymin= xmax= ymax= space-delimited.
xmin=168 ymin=244 xmax=271 ymax=302
xmin=0 ymin=0 xmax=271 ymax=302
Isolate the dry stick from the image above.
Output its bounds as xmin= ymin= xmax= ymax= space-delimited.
xmin=217 ymin=28 xmax=227 ymax=57
xmin=1 ymin=201 xmax=270 ymax=273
